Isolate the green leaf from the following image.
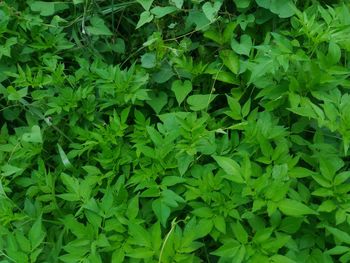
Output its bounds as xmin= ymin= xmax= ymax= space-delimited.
xmin=126 ymin=248 xmax=154 ymax=258
xmin=29 ymin=1 xmax=56 ymax=16
xmin=146 ymin=91 xmax=168 ymax=114
xmin=202 ymin=1 xmax=222 ymax=22
xmin=219 ymin=50 xmax=240 ymax=74
xmin=171 ymin=0 xmax=184 ymax=9
xmin=278 ymin=199 xmax=317 ymax=217
xmin=152 ymin=199 xmax=171 ymax=227
xmin=213 ymin=215 xmax=226 ymax=234
xmin=232 ymin=222 xmax=248 ymax=244
xmin=326 ymin=226 xmax=350 ymax=245
xmin=1 ymin=164 xmax=23 ymax=177
xmin=226 ymin=95 xmax=242 ymax=120
xmin=150 ymin=6 xmax=177 ymax=18
xmin=136 ymin=11 xmax=154 ymax=29
xmin=141 ymin=52 xmax=157 ymax=68
xmin=270 ymin=255 xmax=297 ymax=263
xmin=256 ymin=0 xmax=295 ymax=18
xmin=57 ymin=144 xmax=72 ymax=169
xmin=128 ymin=223 xmax=152 ymax=247
xmin=233 ymin=0 xmax=251 ymax=9
xmin=22 ymin=125 xmax=42 ymax=144
xmin=126 ymin=195 xmax=139 ymax=219
xmin=328 ymin=41 xmax=341 ymax=64
xmin=29 ymin=216 xmax=46 ymax=250
xmin=231 ymin=34 xmax=253 ymax=56
xmin=86 ymin=17 xmax=113 ymax=36
xmin=177 ymin=153 xmax=194 ymax=176
xmin=137 ymin=0 xmax=154 ymax=10
xmin=187 ymin=94 xmax=217 ymax=111
xmin=171 ymin=80 xmax=192 ymax=105
xmin=7 ymin=86 xmax=28 ymax=101
xmin=213 ymin=155 xmax=244 ymax=183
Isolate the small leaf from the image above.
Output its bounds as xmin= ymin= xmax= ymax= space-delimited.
xmin=57 ymin=144 xmax=72 ymax=169
xmin=202 ymin=1 xmax=222 ymax=22
xmin=171 ymin=0 xmax=184 ymax=9
xmin=137 ymin=0 xmax=154 ymax=10
xmin=136 ymin=11 xmax=154 ymax=29
xmin=141 ymin=52 xmax=157 ymax=68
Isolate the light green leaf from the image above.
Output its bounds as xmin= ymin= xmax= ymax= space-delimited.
xmin=57 ymin=144 xmax=72 ymax=169
xmin=271 ymin=255 xmax=297 ymax=263
xmin=1 ymin=164 xmax=23 ymax=177
xmin=187 ymin=94 xmax=217 ymax=111
xmin=233 ymin=0 xmax=251 ymax=9
xmin=213 ymin=155 xmax=244 ymax=183
xmin=141 ymin=52 xmax=157 ymax=68
xmin=278 ymin=199 xmax=317 ymax=217
xmin=171 ymin=80 xmax=192 ymax=105
xmin=256 ymin=0 xmax=295 ymax=18
xmin=171 ymin=0 xmax=184 ymax=9
xmin=213 ymin=215 xmax=226 ymax=234
xmin=22 ymin=125 xmax=42 ymax=144
xmin=152 ymin=199 xmax=171 ymax=227
xmin=219 ymin=50 xmax=240 ymax=74
xmin=146 ymin=91 xmax=168 ymax=114
xmin=86 ymin=17 xmax=113 ymax=36
xmin=231 ymin=34 xmax=252 ymax=56
xmin=151 ymin=6 xmax=177 ymax=18
xmin=29 ymin=1 xmax=56 ymax=16
xmin=177 ymin=153 xmax=194 ymax=176
xmin=226 ymin=95 xmax=241 ymax=120
xmin=326 ymin=226 xmax=350 ymax=245
xmin=137 ymin=0 xmax=154 ymax=10
xmin=202 ymin=1 xmax=222 ymax=22
xmin=136 ymin=11 xmax=154 ymax=29
xmin=29 ymin=216 xmax=46 ymax=250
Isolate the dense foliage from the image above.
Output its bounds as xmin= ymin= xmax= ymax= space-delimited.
xmin=1 ymin=0 xmax=350 ymax=262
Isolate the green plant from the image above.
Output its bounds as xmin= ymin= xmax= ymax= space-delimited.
xmin=1 ymin=0 xmax=350 ymax=262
